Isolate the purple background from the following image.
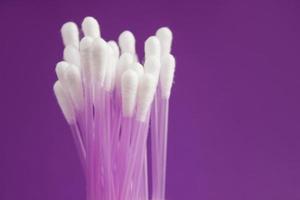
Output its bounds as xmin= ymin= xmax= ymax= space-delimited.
xmin=0 ymin=0 xmax=299 ymax=199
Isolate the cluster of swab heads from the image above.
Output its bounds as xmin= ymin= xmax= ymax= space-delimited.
xmin=53 ymin=16 xmax=175 ymax=200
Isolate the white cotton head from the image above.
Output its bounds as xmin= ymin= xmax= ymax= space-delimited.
xmin=144 ymin=56 xmax=161 ymax=81
xmin=61 ymin=22 xmax=79 ymax=48
xmin=116 ymin=53 xmax=134 ymax=90
xmin=55 ymin=61 xmax=69 ymax=85
xmin=136 ymin=73 xmax=157 ymax=122
xmin=80 ymin=36 xmax=94 ymax=81
xmin=107 ymin=41 xmax=119 ymax=69
xmin=82 ymin=16 xmax=100 ymax=38
xmin=145 ymin=36 xmax=161 ymax=59
xmin=156 ymin=27 xmax=173 ymax=55
xmin=65 ymin=64 xmax=84 ymax=111
xmin=107 ymin=41 xmax=120 ymax=90
xmin=121 ymin=69 xmax=139 ymax=117
xmin=118 ymin=31 xmax=136 ymax=55
xmin=159 ymin=54 xmax=176 ymax=99
xmin=80 ymin=36 xmax=94 ymax=50
xmin=63 ymin=46 xmax=80 ymax=67
xmin=104 ymin=44 xmax=117 ymax=91
xmin=131 ymin=62 xmax=144 ymax=78
xmin=117 ymin=53 xmax=133 ymax=70
xmin=53 ymin=81 xmax=75 ymax=124
xmin=92 ymin=37 xmax=108 ymax=85
xmin=108 ymin=40 xmax=120 ymax=58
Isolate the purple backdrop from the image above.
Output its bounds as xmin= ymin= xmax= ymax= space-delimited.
xmin=0 ymin=0 xmax=299 ymax=199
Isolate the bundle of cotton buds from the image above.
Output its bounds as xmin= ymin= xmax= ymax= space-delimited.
xmin=53 ymin=16 xmax=175 ymax=200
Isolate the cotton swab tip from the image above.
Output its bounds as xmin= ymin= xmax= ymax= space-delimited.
xmin=118 ymin=30 xmax=136 ymax=55
xmin=160 ymin=54 xmax=176 ymax=99
xmin=136 ymin=73 xmax=157 ymax=121
xmin=63 ymin=46 xmax=80 ymax=67
xmin=145 ymin=36 xmax=161 ymax=59
xmin=144 ymin=56 xmax=161 ymax=79
xmin=79 ymin=36 xmax=94 ymax=51
xmin=55 ymin=61 xmax=68 ymax=83
xmin=108 ymin=40 xmax=120 ymax=58
xmin=92 ymin=37 xmax=108 ymax=84
xmin=121 ymin=69 xmax=139 ymax=117
xmin=103 ymin=44 xmax=117 ymax=91
xmin=61 ymin=22 xmax=79 ymax=48
xmin=131 ymin=62 xmax=144 ymax=78
xmin=65 ymin=64 xmax=84 ymax=110
xmin=82 ymin=16 xmax=101 ymax=38
xmin=79 ymin=37 xmax=94 ymax=80
xmin=118 ymin=52 xmax=134 ymax=67
xmin=156 ymin=27 xmax=173 ymax=55
xmin=53 ymin=81 xmax=75 ymax=124
xmin=116 ymin=52 xmax=134 ymax=76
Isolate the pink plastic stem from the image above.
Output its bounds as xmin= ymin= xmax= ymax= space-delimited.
xmin=159 ymin=98 xmax=169 ymax=198
xmin=70 ymin=123 xmax=86 ymax=170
